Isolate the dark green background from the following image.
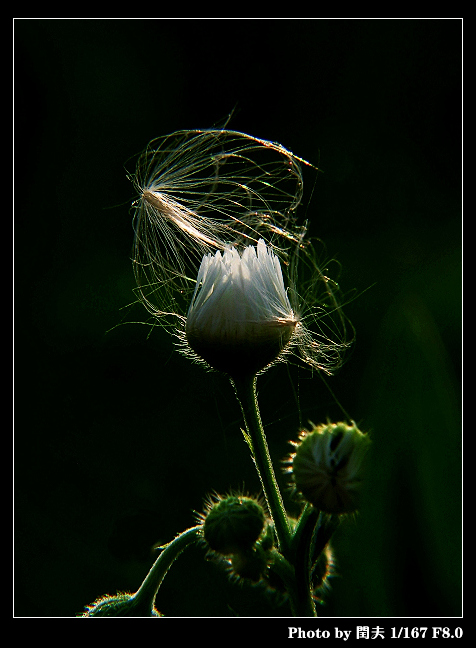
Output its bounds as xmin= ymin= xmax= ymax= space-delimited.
xmin=15 ymin=19 xmax=461 ymax=618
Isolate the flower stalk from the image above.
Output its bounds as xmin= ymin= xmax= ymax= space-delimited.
xmin=132 ymin=525 xmax=201 ymax=612
xmin=81 ymin=526 xmax=201 ymax=616
xmin=231 ymin=375 xmax=292 ymax=557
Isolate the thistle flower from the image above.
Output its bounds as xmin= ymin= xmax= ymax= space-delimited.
xmin=185 ymin=239 xmax=298 ymax=377
xmin=128 ymin=127 xmax=352 ymax=376
xmin=286 ymin=422 xmax=371 ymax=514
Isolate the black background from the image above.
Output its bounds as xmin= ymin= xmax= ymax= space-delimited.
xmin=14 ymin=19 xmax=462 ymax=618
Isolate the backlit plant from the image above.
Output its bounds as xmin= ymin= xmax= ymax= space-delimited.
xmin=80 ymin=125 xmax=370 ymax=618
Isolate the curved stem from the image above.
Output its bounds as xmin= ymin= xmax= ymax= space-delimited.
xmin=132 ymin=525 xmax=201 ymax=613
xmin=231 ymin=375 xmax=291 ymax=556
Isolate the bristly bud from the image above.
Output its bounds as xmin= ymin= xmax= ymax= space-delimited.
xmin=198 ymin=493 xmax=267 ymax=556
xmin=286 ymin=422 xmax=371 ymax=514
xmin=185 ymin=240 xmax=298 ymax=378
xmin=80 ymin=592 xmax=163 ymax=617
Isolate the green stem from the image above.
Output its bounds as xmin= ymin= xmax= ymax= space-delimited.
xmin=231 ymin=375 xmax=291 ymax=556
xmin=290 ymin=502 xmax=313 ymax=559
xmin=268 ymin=550 xmax=299 ymax=616
xmin=294 ymin=507 xmax=320 ymax=617
xmin=310 ymin=514 xmax=341 ymax=567
xmin=132 ymin=525 xmax=201 ymax=613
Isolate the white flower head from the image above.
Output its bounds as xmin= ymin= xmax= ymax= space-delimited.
xmin=186 ymin=240 xmax=298 ymax=377
xmin=127 ymin=127 xmax=353 ymax=376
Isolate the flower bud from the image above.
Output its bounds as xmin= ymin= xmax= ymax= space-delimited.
xmin=186 ymin=240 xmax=297 ymax=377
xmin=200 ymin=494 xmax=266 ymax=555
xmin=287 ymin=422 xmax=371 ymax=514
xmin=229 ymin=545 xmax=269 ymax=583
xmin=81 ymin=592 xmax=162 ymax=617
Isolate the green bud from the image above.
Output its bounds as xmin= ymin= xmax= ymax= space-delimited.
xmin=229 ymin=545 xmax=269 ymax=582
xmin=287 ymin=421 xmax=371 ymax=514
xmin=200 ymin=494 xmax=266 ymax=555
xmin=80 ymin=592 xmax=163 ymax=617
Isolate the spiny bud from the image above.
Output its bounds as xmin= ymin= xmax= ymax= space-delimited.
xmin=198 ymin=493 xmax=267 ymax=555
xmin=80 ymin=592 xmax=163 ymax=617
xmin=286 ymin=421 xmax=371 ymax=514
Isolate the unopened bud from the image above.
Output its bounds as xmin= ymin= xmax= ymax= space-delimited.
xmin=229 ymin=545 xmax=269 ymax=582
xmin=81 ymin=592 xmax=162 ymax=617
xmin=200 ymin=494 xmax=266 ymax=555
xmin=287 ymin=422 xmax=371 ymax=514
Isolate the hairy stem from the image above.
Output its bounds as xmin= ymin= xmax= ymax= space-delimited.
xmin=231 ymin=375 xmax=291 ymax=556
xmin=132 ymin=525 xmax=201 ymax=612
